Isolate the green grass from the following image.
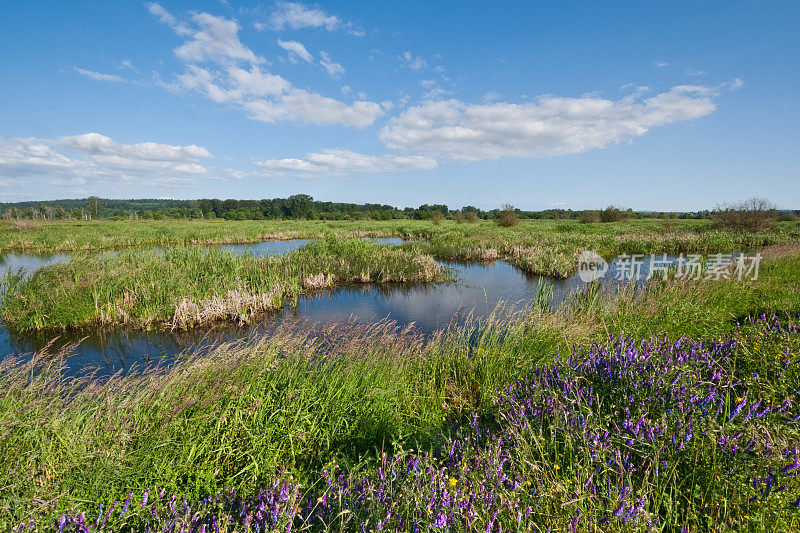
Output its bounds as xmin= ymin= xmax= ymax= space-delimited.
xmin=2 ymin=249 xmax=799 ymax=529
xmin=3 ymin=219 xmax=799 ymax=333
xmin=2 ymin=218 xmax=798 ymax=277
xmin=1 ymin=237 xmax=448 ymax=331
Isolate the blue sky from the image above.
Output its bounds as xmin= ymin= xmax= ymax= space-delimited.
xmin=1 ymin=0 xmax=798 ymax=210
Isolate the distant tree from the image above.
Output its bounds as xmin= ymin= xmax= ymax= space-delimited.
xmin=496 ymin=204 xmax=519 ymax=227
xmin=599 ymin=205 xmax=630 ymax=223
xmin=580 ymin=210 xmax=601 ymax=223
xmin=86 ymin=196 xmax=101 ymax=217
xmin=713 ymin=197 xmax=778 ymax=232
xmin=777 ymin=210 xmax=799 ymax=222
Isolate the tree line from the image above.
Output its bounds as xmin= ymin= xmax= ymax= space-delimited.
xmin=0 ymin=195 xmax=795 ymax=224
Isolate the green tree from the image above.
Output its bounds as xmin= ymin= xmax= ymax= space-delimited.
xmin=86 ymin=196 xmax=101 ymax=217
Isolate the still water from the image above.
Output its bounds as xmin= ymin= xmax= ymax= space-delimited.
xmin=0 ymin=239 xmax=656 ymax=376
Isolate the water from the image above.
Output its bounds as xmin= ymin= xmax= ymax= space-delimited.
xmin=0 ymin=251 xmax=70 ymax=278
xmin=0 ymin=239 xmax=680 ymax=377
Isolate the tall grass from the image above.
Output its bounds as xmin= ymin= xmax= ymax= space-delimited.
xmin=1 ymin=238 xmax=449 ymax=331
xmin=2 ymin=218 xmax=798 ymax=278
xmin=4 ymin=310 xmax=800 ymax=530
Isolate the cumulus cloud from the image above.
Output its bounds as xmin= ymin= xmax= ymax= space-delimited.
xmin=57 ymin=133 xmax=212 ymax=161
xmin=73 ymin=67 xmax=124 ymax=83
xmin=380 ymin=85 xmax=721 ymax=161
xmin=277 ymin=39 xmax=313 ymax=63
xmin=254 ymin=148 xmax=437 ymax=177
xmin=173 ymin=12 xmax=264 ymax=64
xmin=0 ymin=133 xmax=214 ymax=188
xmin=170 ymin=64 xmax=381 ymax=126
xmin=319 ymin=51 xmax=345 ymax=78
xmin=151 ymin=4 xmax=382 ymax=127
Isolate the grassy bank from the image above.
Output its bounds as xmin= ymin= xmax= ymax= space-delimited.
xmin=2 ymin=218 xmax=799 ymax=278
xmin=1 ymin=238 xmax=448 ymax=331
xmin=2 ymin=250 xmax=800 ymax=530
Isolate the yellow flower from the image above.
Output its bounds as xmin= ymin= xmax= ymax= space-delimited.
xmin=736 ymin=397 xmax=743 ymax=402
xmin=554 ymin=464 xmax=560 ymax=470
xmin=449 ymin=477 xmax=458 ymax=487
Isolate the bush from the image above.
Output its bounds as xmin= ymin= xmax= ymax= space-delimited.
xmin=579 ymin=210 xmax=600 ymax=224
xmin=713 ymin=197 xmax=778 ymax=232
xmin=496 ymin=204 xmax=519 ymax=227
xmin=454 ymin=211 xmax=480 ymax=224
xmin=430 ymin=212 xmax=444 ymax=225
xmin=599 ymin=205 xmax=630 ymax=223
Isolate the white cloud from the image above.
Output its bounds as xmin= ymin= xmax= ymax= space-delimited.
xmin=242 ymin=90 xmax=382 ymax=127
xmin=380 ymin=85 xmax=721 ymax=161
xmin=173 ymin=12 xmax=263 ymax=64
xmin=73 ymin=67 xmax=124 ymax=83
xmin=654 ymin=61 xmax=669 ymax=68
xmin=319 ymin=51 xmax=344 ymax=78
xmin=685 ymin=69 xmax=708 ymax=76
xmin=268 ymin=1 xmax=351 ymax=33
xmin=118 ymin=59 xmax=137 ymax=71
xmin=151 ymin=5 xmax=382 ymax=127
xmin=401 ymin=52 xmax=426 ymax=71
xmin=0 ymin=133 xmax=214 ymax=188
xmin=277 ymin=39 xmax=313 ymax=63
xmin=147 ymin=2 xmax=191 ymax=36
xmin=57 ymin=133 xmax=212 ymax=161
xmin=255 ymin=148 xmax=437 ymax=177
xmin=730 ymin=78 xmax=744 ymax=91
xmin=417 ymin=79 xmax=449 ymax=99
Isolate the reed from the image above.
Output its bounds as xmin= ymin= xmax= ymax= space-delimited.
xmin=2 ymin=218 xmax=798 ymax=279
xmin=1 ymin=238 xmax=450 ymax=331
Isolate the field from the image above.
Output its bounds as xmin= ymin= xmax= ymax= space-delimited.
xmin=1 ymin=219 xmax=800 ymax=531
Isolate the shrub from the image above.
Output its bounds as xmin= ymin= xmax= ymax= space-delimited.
xmin=713 ymin=197 xmax=778 ymax=232
xmin=430 ymin=213 xmax=444 ymax=225
xmin=599 ymin=205 xmax=631 ymax=223
xmin=579 ymin=210 xmax=600 ymax=224
xmin=464 ymin=212 xmax=480 ymax=223
xmin=496 ymin=204 xmax=519 ymax=227
xmin=777 ymin=210 xmax=799 ymax=222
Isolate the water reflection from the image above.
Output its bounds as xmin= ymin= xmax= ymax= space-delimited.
xmin=0 ymin=240 xmax=689 ymax=377
xmin=0 ymin=251 xmax=70 ymax=278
